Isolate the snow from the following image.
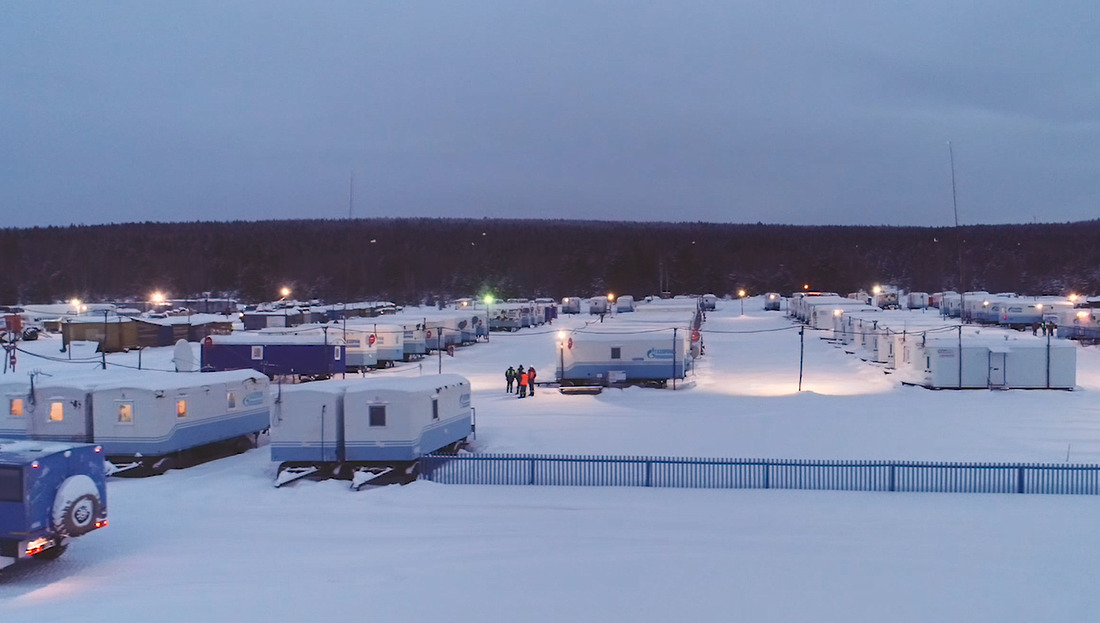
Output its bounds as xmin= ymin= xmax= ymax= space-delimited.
xmin=3 ymin=298 xmax=1100 ymax=621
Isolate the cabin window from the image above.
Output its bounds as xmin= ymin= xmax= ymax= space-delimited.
xmin=432 ymin=398 xmax=439 ymax=421
xmin=227 ymin=392 xmax=237 ymax=409
xmin=176 ymin=399 xmax=187 ymax=418
xmin=251 ymin=346 xmax=264 ymax=360
xmin=369 ymin=405 xmax=386 ymax=427
xmin=610 ymin=347 xmax=621 ymax=360
xmin=334 ymin=346 xmax=341 ymax=361
xmin=926 ymin=356 xmax=931 ymax=370
xmin=49 ymin=401 xmax=64 ymax=422
xmin=9 ymin=398 xmax=22 ymax=417
xmin=118 ymin=402 xmax=134 ymax=423
xmin=0 ymin=466 xmax=22 ymax=503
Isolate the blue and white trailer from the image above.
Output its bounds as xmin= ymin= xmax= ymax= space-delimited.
xmin=270 ymin=374 xmax=474 ymax=488
xmin=25 ymin=369 xmax=271 ymax=475
xmin=560 ymin=297 xmax=582 ymax=314
xmin=0 ymin=439 xmax=108 ymax=570
xmin=588 ymin=296 xmax=610 ymax=315
xmin=764 ymin=293 xmax=782 ymax=311
xmin=1 ymin=380 xmax=30 ymax=439
xmin=556 ymin=329 xmax=695 ymax=388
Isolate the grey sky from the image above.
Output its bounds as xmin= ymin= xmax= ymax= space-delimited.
xmin=3 ymin=1 xmax=1098 ymax=228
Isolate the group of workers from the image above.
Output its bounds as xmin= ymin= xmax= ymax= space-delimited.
xmin=505 ymin=365 xmax=536 ymax=398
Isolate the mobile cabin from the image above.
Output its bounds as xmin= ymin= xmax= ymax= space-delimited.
xmin=557 ymin=326 xmax=696 ymax=388
xmin=241 ymin=309 xmax=304 ymax=330
xmin=906 ymin=292 xmax=929 ymax=309
xmin=895 ymin=335 xmax=1076 ymax=389
xmin=588 ymin=296 xmax=609 ymax=315
xmin=701 ymin=294 xmax=718 ymax=311
xmin=560 ymin=297 xmax=582 ymax=314
xmin=25 ymin=369 xmax=271 ymax=474
xmin=764 ymin=293 xmax=782 ymax=311
xmin=616 ymin=295 xmax=636 ymax=313
xmin=201 ymin=333 xmax=346 ymax=380
xmin=270 ymin=375 xmax=474 ymax=484
xmin=1 ymin=380 xmax=30 ymax=439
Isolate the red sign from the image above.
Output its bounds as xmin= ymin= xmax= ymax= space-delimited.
xmin=691 ymin=330 xmax=700 ymax=342
xmin=368 ymin=334 xmax=376 ymax=346
xmin=426 ymin=330 xmax=433 ymax=339
xmin=567 ymin=337 xmax=573 ymax=350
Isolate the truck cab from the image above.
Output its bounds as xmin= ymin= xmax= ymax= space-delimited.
xmin=0 ymin=439 xmax=108 ymax=571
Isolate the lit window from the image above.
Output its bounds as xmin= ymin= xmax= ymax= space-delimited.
xmin=369 ymin=405 xmax=386 ymax=427
xmin=50 ymin=401 xmax=64 ymax=422
xmin=9 ymin=398 xmax=22 ymax=417
xmin=177 ymin=400 xmax=187 ymax=418
xmin=227 ymin=392 xmax=237 ymax=409
xmin=118 ymin=403 xmax=133 ymax=423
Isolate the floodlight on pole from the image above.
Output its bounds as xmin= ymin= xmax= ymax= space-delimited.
xmin=484 ymin=294 xmax=494 ymax=342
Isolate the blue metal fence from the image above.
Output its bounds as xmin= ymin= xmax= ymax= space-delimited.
xmin=420 ymin=453 xmax=1100 ymax=495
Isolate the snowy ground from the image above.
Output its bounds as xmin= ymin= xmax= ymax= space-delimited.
xmin=3 ymin=299 xmax=1100 ymax=622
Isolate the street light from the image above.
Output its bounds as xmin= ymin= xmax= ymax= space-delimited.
xmin=484 ymin=294 xmax=494 ymax=342
xmin=738 ymin=289 xmax=746 ymax=316
xmin=557 ymin=330 xmax=567 ymax=383
xmin=280 ymin=287 xmax=291 ymax=327
xmin=608 ymin=293 xmax=615 ymax=316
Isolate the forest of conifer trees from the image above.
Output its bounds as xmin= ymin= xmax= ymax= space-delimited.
xmin=2 ymin=218 xmax=1099 ymax=305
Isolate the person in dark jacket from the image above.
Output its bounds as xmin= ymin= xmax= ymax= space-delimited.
xmin=516 ymin=365 xmax=527 ymax=398
xmin=505 ymin=366 xmax=516 ymax=393
xmin=527 ymin=366 xmax=536 ymax=395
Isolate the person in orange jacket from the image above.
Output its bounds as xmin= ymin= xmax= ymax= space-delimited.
xmin=517 ymin=365 xmax=529 ymax=398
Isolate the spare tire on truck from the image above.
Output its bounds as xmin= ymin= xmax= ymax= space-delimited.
xmin=53 ymin=475 xmax=103 ymax=537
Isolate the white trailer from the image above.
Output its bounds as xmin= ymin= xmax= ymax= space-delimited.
xmin=26 ymin=369 xmax=271 ymax=473
xmin=895 ymin=335 xmax=1075 ymax=389
xmin=0 ymin=380 xmax=30 ymax=439
xmin=271 ymin=374 xmax=474 ymax=487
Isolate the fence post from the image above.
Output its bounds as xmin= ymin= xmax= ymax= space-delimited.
xmin=1017 ymin=466 xmax=1024 ymax=494
xmin=529 ymin=458 xmax=536 ymax=485
xmin=763 ymin=462 xmax=770 ymax=489
xmin=646 ymin=460 xmax=652 ymax=487
xmin=889 ymin=464 xmax=895 ymax=492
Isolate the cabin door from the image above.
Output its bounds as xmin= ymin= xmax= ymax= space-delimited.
xmin=988 ymin=351 xmax=1007 ymax=388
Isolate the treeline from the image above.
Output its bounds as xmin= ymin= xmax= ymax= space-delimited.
xmin=2 ymin=218 xmax=1100 ymax=305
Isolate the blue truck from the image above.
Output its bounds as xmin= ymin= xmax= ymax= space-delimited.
xmin=0 ymin=439 xmax=108 ymax=571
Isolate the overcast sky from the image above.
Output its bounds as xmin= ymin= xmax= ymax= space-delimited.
xmin=3 ymin=1 xmax=1098 ymax=228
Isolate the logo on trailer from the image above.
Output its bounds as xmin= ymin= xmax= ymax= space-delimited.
xmin=243 ymin=391 xmax=265 ymax=407
xmin=645 ymin=348 xmax=675 ymax=359
xmin=567 ymin=337 xmax=573 ymax=349
xmin=426 ymin=330 xmax=433 ymax=339
xmin=368 ymin=334 xmax=376 ymax=346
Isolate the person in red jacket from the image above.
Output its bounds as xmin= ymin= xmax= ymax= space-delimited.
xmin=527 ymin=366 xmax=536 ymax=396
